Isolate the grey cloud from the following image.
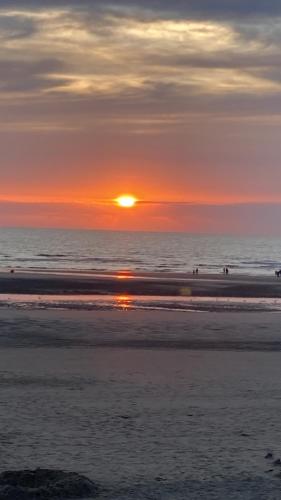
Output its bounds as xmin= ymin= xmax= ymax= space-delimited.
xmin=0 ymin=15 xmax=36 ymax=39
xmin=0 ymin=58 xmax=67 ymax=93
xmin=1 ymin=78 xmax=281 ymax=128
xmin=0 ymin=1 xmax=280 ymax=130
xmin=152 ymin=52 xmax=281 ymax=70
xmin=0 ymin=1 xmax=280 ymax=97
xmin=1 ymin=1 xmax=281 ymax=19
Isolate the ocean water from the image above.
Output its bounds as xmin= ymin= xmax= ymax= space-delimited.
xmin=0 ymin=227 xmax=281 ymax=275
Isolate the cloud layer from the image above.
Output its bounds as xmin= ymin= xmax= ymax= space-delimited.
xmin=0 ymin=1 xmax=281 ymax=232
xmin=1 ymin=2 xmax=281 ymax=124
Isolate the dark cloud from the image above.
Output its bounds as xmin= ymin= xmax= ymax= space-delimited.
xmin=0 ymin=15 xmax=36 ymax=39
xmin=152 ymin=52 xmax=281 ymax=71
xmin=0 ymin=58 xmax=66 ymax=93
xmin=1 ymin=1 xmax=281 ymax=19
xmin=1 ymin=77 xmax=281 ymax=130
xmin=125 ymin=0 xmax=281 ymax=19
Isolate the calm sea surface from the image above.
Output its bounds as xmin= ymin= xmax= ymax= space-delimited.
xmin=0 ymin=227 xmax=281 ymax=276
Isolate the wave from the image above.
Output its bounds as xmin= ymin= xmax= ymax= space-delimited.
xmin=37 ymin=253 xmax=68 ymax=258
xmin=241 ymin=260 xmax=281 ymax=266
xmin=198 ymin=264 xmax=241 ymax=269
xmin=4 ymin=256 xmax=144 ymax=264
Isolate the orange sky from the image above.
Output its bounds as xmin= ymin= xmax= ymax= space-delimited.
xmin=1 ymin=1 xmax=281 ymax=233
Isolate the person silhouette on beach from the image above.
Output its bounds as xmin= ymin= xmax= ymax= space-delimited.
xmin=225 ymin=267 xmax=229 ymax=275
xmin=195 ymin=268 xmax=199 ymax=274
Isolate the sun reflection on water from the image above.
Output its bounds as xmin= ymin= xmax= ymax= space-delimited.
xmin=116 ymin=271 xmax=134 ymax=280
xmin=115 ymin=295 xmax=133 ymax=310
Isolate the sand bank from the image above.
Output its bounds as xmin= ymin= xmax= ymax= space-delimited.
xmin=1 ymin=269 xmax=281 ymax=297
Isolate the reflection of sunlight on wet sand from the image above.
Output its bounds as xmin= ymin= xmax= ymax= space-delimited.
xmin=115 ymin=295 xmax=133 ymax=310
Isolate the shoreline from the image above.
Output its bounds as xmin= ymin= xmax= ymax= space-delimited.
xmin=1 ymin=293 xmax=281 ymax=313
xmin=1 ymin=269 xmax=281 ymax=298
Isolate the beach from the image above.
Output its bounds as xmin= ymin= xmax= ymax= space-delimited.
xmin=1 ymin=268 xmax=281 ymax=498
xmin=1 ymin=307 xmax=281 ymax=498
xmin=3 ymin=0 xmax=281 ymax=496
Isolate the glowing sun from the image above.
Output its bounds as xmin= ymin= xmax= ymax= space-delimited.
xmin=115 ymin=195 xmax=138 ymax=208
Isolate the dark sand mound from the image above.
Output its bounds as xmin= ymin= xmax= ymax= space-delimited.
xmin=4 ymin=270 xmax=281 ymax=298
xmin=0 ymin=468 xmax=100 ymax=499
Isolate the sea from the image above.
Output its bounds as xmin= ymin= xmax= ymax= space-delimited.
xmin=0 ymin=227 xmax=281 ymax=276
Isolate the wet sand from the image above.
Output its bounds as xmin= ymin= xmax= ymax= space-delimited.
xmin=1 ymin=269 xmax=281 ymax=297
xmin=0 ymin=308 xmax=281 ymax=499
xmin=0 ymin=307 xmax=281 ymax=350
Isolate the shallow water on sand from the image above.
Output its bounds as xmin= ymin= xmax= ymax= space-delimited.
xmin=1 ymin=293 xmax=281 ymax=313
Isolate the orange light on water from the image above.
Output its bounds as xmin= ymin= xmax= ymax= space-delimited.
xmin=115 ymin=295 xmax=133 ymax=310
xmin=117 ymin=271 xmax=133 ymax=279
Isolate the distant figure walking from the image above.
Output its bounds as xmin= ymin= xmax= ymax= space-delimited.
xmin=225 ymin=267 xmax=229 ymax=275
xmin=275 ymin=270 xmax=281 ymax=277
xmin=195 ymin=268 xmax=199 ymax=275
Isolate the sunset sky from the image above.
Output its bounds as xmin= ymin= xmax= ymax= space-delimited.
xmin=1 ymin=0 xmax=281 ymax=233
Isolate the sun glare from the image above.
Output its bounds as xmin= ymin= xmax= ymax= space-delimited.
xmin=115 ymin=195 xmax=137 ymax=208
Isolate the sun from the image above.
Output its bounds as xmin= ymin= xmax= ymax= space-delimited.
xmin=115 ymin=195 xmax=138 ymax=208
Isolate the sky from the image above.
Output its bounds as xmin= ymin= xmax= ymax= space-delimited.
xmin=1 ymin=0 xmax=281 ymax=234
